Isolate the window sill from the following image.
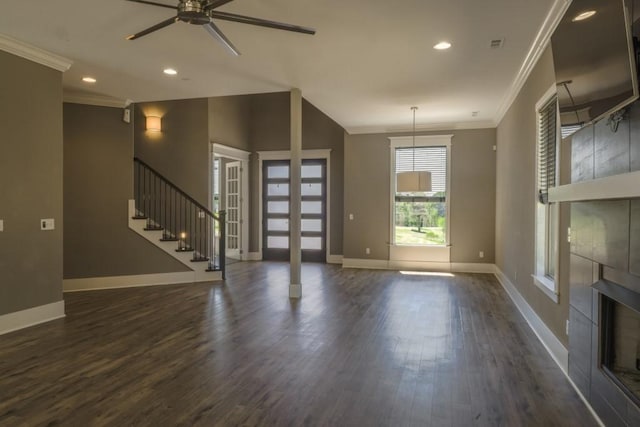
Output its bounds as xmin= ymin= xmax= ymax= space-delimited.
xmin=532 ymin=274 xmax=559 ymax=304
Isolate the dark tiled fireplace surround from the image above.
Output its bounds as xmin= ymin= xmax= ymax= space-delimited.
xmin=568 ymin=107 xmax=640 ymax=425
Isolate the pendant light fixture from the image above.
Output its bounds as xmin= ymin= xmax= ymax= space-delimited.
xmin=396 ymin=106 xmax=432 ymax=193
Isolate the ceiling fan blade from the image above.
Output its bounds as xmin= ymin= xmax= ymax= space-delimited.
xmin=210 ymin=11 xmax=316 ymax=35
xmin=203 ymin=21 xmax=241 ymax=56
xmin=125 ymin=0 xmax=178 ymax=10
xmin=126 ymin=16 xmax=178 ymax=40
xmin=204 ymin=0 xmax=234 ymax=10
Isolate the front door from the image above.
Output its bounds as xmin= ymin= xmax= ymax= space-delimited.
xmin=262 ymin=159 xmax=326 ymax=262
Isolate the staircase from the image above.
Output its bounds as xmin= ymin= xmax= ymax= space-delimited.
xmin=128 ymin=157 xmax=225 ymax=281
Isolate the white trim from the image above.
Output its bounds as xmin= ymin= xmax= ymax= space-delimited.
xmin=257 ymin=149 xmax=333 ymax=262
xmin=63 ymin=92 xmax=129 ymax=108
xmin=388 ymin=134 xmax=453 ymax=148
xmin=549 ymin=170 xmax=640 ymax=202
xmin=289 ymin=283 xmax=302 ymax=298
xmin=0 ymin=33 xmax=72 ymax=71
xmin=327 ymin=254 xmax=344 ymax=264
xmin=211 ymin=143 xmax=250 ymax=260
xmin=0 ymin=301 xmax=65 ymax=336
xmin=246 ymin=251 xmax=262 ymax=261
xmin=494 ymin=266 xmax=604 ymax=427
xmin=62 ymin=271 xmax=217 ymax=292
xmin=346 ymin=120 xmax=495 ymax=135
xmin=494 ymin=266 xmax=568 ymax=373
xmin=341 ymin=258 xmax=495 ymax=273
xmin=342 ymin=258 xmax=391 ymax=270
xmin=212 ymin=143 xmax=250 ymax=161
xmin=494 ymin=0 xmax=572 ymax=125
xmin=532 ymin=274 xmax=559 ymax=303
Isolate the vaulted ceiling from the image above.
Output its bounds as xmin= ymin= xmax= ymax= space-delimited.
xmin=0 ymin=0 xmax=558 ymax=133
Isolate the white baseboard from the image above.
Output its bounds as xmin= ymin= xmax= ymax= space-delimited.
xmin=63 ymin=271 xmax=222 ymax=292
xmin=342 ymin=258 xmax=495 ymax=273
xmin=327 ymin=254 xmax=343 ymax=264
xmin=493 ymin=266 xmax=603 ymax=426
xmin=246 ymin=252 xmax=262 ymax=261
xmin=493 ymin=266 xmax=568 ymax=373
xmin=342 ymin=258 xmax=390 ymax=269
xmin=0 ymin=301 xmax=65 ymax=336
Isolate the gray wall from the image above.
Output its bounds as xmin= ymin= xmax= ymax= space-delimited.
xmin=495 ymin=46 xmax=571 ymax=345
xmin=210 ymin=92 xmax=345 ymax=255
xmin=135 ymin=98 xmax=210 ymax=207
xmin=0 ymin=51 xmax=63 ymax=315
xmin=63 ymin=103 xmax=188 ymax=279
xmin=208 ymin=95 xmax=251 ymax=151
xmin=343 ymin=128 xmax=496 ymax=263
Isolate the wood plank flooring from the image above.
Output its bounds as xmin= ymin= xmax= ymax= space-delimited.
xmin=0 ymin=263 xmax=596 ymax=426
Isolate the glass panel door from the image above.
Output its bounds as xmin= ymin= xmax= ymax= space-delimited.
xmin=263 ymin=160 xmax=291 ymax=261
xmin=262 ymin=159 xmax=326 ymax=262
xmin=225 ymin=161 xmax=241 ymax=260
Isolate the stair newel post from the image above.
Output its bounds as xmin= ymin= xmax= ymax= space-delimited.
xmin=219 ymin=210 xmax=226 ymax=279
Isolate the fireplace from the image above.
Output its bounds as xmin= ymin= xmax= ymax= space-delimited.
xmin=594 ymin=275 xmax=640 ymax=407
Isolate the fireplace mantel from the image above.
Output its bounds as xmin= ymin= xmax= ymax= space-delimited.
xmin=549 ymin=170 xmax=640 ymax=203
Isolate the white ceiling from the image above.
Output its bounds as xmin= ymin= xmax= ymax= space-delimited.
xmin=0 ymin=0 xmax=557 ymax=133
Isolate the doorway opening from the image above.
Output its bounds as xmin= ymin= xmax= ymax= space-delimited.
xmin=211 ymin=143 xmax=250 ymax=265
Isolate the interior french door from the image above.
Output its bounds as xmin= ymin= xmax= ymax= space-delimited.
xmin=225 ymin=161 xmax=241 ymax=260
xmin=262 ymin=159 xmax=326 ymax=262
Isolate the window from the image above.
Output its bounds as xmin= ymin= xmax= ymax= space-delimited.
xmin=393 ymin=145 xmax=448 ymax=246
xmin=534 ymin=89 xmax=560 ymax=301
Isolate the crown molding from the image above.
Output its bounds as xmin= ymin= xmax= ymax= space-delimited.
xmin=346 ymin=120 xmax=495 ymax=135
xmin=493 ymin=0 xmax=570 ymax=125
xmin=63 ymin=91 xmax=129 ymax=108
xmin=0 ymin=33 xmax=72 ymax=72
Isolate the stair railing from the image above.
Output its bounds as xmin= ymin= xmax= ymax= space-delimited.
xmin=133 ymin=157 xmax=225 ymax=279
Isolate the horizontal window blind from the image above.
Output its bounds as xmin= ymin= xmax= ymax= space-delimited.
xmin=538 ymin=96 xmax=557 ymax=204
xmin=395 ymin=146 xmax=447 ymax=197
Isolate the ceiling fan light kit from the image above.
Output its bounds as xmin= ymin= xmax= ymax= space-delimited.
xmin=125 ymin=0 xmax=316 ymax=56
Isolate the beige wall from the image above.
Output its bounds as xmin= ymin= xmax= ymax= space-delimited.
xmin=134 ymin=98 xmax=210 ymax=207
xmin=0 ymin=51 xmax=63 ymax=315
xmin=63 ymin=103 xmax=188 ymax=279
xmin=343 ymin=128 xmax=496 ymax=263
xmin=495 ymin=46 xmax=571 ymax=345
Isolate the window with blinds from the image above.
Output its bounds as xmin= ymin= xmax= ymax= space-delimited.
xmin=395 ymin=146 xmax=447 ymax=201
xmin=394 ymin=145 xmax=448 ymax=246
xmin=538 ymin=96 xmax=557 ymax=204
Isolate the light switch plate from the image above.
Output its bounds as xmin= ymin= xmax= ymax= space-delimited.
xmin=41 ymin=218 xmax=55 ymax=231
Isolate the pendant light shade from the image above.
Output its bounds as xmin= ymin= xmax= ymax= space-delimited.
xmin=397 ymin=170 xmax=432 ymax=192
xmin=396 ymin=106 xmax=432 ymax=193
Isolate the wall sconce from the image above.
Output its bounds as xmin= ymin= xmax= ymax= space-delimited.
xmin=146 ymin=115 xmax=162 ymax=132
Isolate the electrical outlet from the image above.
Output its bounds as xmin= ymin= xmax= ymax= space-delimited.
xmin=198 ymin=211 xmax=206 ymax=219
xmin=41 ymin=218 xmax=55 ymax=231
xmin=479 ymin=251 xmax=484 ymax=258
xmin=365 ymin=247 xmax=370 ymax=255
xmin=349 ymin=213 xmax=354 ymax=220
xmin=0 ymin=219 xmax=3 ymax=232
xmin=567 ymin=227 xmax=571 ymax=243
xmin=566 ymin=320 xmax=570 ymax=335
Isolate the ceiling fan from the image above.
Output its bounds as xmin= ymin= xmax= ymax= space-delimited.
xmin=125 ymin=0 xmax=316 ymax=56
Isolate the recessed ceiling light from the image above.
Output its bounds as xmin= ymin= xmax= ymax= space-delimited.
xmin=433 ymin=41 xmax=452 ymax=50
xmin=572 ymin=10 xmax=596 ymax=22
xmin=82 ymin=76 xmax=97 ymax=83
xmin=163 ymin=68 xmax=178 ymax=76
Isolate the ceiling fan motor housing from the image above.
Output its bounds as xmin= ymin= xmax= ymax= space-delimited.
xmin=178 ymin=0 xmax=210 ymax=25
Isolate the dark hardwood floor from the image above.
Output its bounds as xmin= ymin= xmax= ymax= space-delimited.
xmin=0 ymin=263 xmax=596 ymax=426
